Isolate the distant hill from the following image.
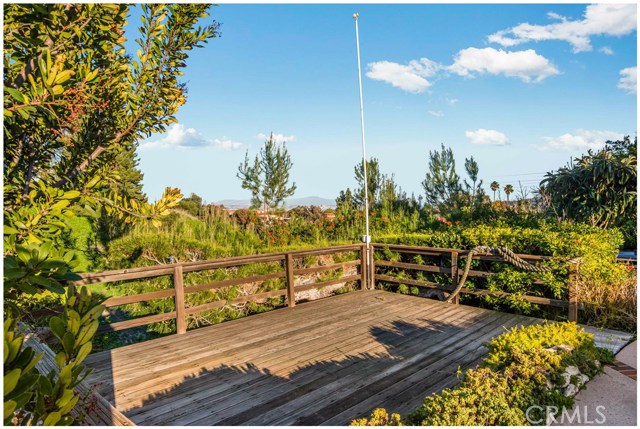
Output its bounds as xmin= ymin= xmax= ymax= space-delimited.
xmin=214 ymin=196 xmax=336 ymax=209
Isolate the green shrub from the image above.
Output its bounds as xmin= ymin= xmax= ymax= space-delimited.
xmin=351 ymin=322 xmax=608 ymax=426
xmin=376 ymin=222 xmax=635 ymax=330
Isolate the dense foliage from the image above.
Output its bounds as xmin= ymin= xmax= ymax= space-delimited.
xmin=375 ymin=221 xmax=635 ymax=331
xmin=541 ymin=137 xmax=637 ymax=247
xmin=351 ymin=322 xmax=612 ymax=426
xmin=4 ymin=3 xmax=218 ymax=424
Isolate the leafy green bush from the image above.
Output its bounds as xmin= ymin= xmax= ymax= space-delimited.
xmin=351 ymin=322 xmax=610 ymax=426
xmin=4 ymin=286 xmax=104 ymax=425
xmin=376 ymin=222 xmax=634 ymax=330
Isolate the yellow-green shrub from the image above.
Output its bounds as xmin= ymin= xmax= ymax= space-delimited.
xmin=350 ymin=408 xmax=403 ymax=426
xmin=350 ymin=322 xmax=611 ymax=427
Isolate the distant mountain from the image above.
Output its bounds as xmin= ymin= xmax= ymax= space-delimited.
xmin=287 ymin=196 xmax=336 ymax=208
xmin=214 ymin=196 xmax=336 ymax=209
xmin=214 ymin=199 xmax=252 ymax=209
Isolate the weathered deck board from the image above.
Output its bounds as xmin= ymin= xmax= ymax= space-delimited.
xmin=84 ymin=290 xmax=609 ymax=426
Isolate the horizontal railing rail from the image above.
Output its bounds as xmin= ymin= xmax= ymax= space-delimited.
xmin=74 ymin=244 xmax=366 ymax=335
xmin=371 ymin=242 xmax=579 ymax=321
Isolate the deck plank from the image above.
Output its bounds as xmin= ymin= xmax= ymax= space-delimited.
xmin=83 ymin=290 xmax=620 ymax=426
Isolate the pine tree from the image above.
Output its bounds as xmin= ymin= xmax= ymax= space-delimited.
xmin=95 ymin=147 xmax=147 ymax=245
xmin=237 ymin=133 xmax=297 ymax=213
xmin=421 ymin=144 xmax=461 ymax=209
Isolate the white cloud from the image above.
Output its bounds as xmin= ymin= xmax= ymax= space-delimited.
xmin=366 ymin=58 xmax=441 ymax=93
xmin=465 ymin=129 xmax=509 ymax=146
xmin=140 ymin=123 xmax=242 ymax=150
xmin=618 ymin=67 xmax=637 ymax=94
xmin=213 ymin=138 xmax=244 ymax=151
xmin=488 ymin=4 xmax=637 ymax=53
xmin=449 ymin=47 xmax=559 ymax=83
xmin=256 ymin=132 xmax=296 ymax=144
xmin=537 ymin=129 xmax=624 ymax=151
xmin=599 ymin=46 xmax=614 ymax=55
xmin=368 ymin=48 xmax=557 ymax=92
xmin=428 ymin=110 xmax=444 ymax=117
xmin=446 ymin=97 xmax=459 ymax=106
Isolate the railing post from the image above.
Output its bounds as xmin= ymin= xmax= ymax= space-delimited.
xmin=450 ymin=251 xmax=459 ymax=304
xmin=285 ymin=253 xmax=296 ymax=307
xmin=360 ymin=244 xmax=367 ymax=290
xmin=568 ymin=264 xmax=579 ymax=322
xmin=368 ymin=244 xmax=374 ymax=290
xmin=173 ymin=265 xmax=187 ymax=334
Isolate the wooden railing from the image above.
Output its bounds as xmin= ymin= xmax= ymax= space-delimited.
xmin=371 ymin=243 xmax=580 ymax=322
xmin=74 ymin=242 xmax=632 ymax=335
xmin=73 ymin=244 xmax=367 ymax=334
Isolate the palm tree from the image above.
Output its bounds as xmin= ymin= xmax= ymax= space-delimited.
xmin=490 ymin=181 xmax=500 ymax=201
xmin=504 ymin=184 xmax=514 ymax=203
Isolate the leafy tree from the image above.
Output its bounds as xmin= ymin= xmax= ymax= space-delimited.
xmin=503 ymin=184 xmax=514 ymax=203
xmin=237 ymin=133 xmax=297 ymax=213
xmin=490 ymin=181 xmax=500 ymax=201
xmin=3 ymin=4 xmax=218 ymax=424
xmin=178 ymin=193 xmax=203 ymax=217
xmin=421 ymin=144 xmax=461 ymax=209
xmin=540 ymin=136 xmax=637 ymax=232
xmin=605 ymin=135 xmax=636 ymax=158
xmin=4 ymin=4 xmax=219 ymax=203
xmin=354 ymin=158 xmax=382 ymax=208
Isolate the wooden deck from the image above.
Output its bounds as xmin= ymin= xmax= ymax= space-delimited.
xmin=83 ymin=290 xmax=552 ymax=425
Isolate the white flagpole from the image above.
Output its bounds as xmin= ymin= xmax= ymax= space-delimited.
xmin=353 ymin=12 xmax=371 ymax=288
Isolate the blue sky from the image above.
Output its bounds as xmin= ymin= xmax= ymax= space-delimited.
xmin=133 ymin=3 xmax=637 ymax=204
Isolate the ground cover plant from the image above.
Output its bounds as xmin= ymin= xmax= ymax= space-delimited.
xmin=350 ymin=322 xmax=613 ymax=426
